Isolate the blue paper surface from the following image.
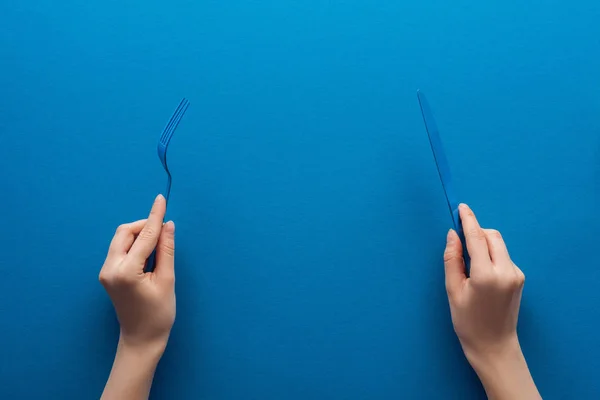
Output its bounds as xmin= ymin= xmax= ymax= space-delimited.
xmin=1 ymin=1 xmax=600 ymax=399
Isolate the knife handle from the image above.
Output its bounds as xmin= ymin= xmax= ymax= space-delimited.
xmin=456 ymin=224 xmax=471 ymax=274
xmin=144 ymin=249 xmax=157 ymax=273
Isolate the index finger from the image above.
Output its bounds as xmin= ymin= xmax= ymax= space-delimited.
xmin=128 ymin=195 xmax=167 ymax=262
xmin=459 ymin=204 xmax=492 ymax=268
xmin=107 ymin=219 xmax=147 ymax=259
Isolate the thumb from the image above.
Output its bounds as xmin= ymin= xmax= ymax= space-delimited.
xmin=444 ymin=229 xmax=466 ymax=299
xmin=155 ymin=221 xmax=176 ymax=282
xmin=129 ymin=195 xmax=166 ymax=263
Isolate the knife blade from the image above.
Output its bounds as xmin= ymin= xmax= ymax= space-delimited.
xmin=417 ymin=89 xmax=469 ymax=265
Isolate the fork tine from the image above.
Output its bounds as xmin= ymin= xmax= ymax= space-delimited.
xmin=160 ymin=98 xmax=188 ymax=142
xmin=159 ymin=104 xmax=187 ymax=145
xmin=160 ymin=99 xmax=186 ymax=141
xmin=166 ymin=101 xmax=189 ymax=138
xmin=160 ymin=100 xmax=189 ymax=143
xmin=164 ymin=98 xmax=186 ymax=129
xmin=160 ymin=99 xmax=189 ymax=145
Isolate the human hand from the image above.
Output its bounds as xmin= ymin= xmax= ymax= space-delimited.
xmin=99 ymin=194 xmax=176 ymax=355
xmin=444 ymin=203 xmax=540 ymax=399
xmin=444 ymin=203 xmax=524 ymax=359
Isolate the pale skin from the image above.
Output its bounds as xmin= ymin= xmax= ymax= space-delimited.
xmin=445 ymin=204 xmax=541 ymax=400
xmin=100 ymin=195 xmax=176 ymax=400
xmin=100 ymin=199 xmax=540 ymax=399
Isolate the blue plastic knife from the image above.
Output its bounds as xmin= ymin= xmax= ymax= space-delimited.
xmin=417 ymin=90 xmax=469 ymax=266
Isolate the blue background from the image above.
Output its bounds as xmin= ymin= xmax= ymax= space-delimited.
xmin=1 ymin=1 xmax=599 ymax=398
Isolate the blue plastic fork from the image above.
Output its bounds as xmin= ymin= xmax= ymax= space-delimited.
xmin=145 ymin=98 xmax=190 ymax=272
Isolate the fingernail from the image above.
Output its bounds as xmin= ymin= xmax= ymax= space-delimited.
xmin=155 ymin=194 xmax=164 ymax=203
xmin=165 ymin=220 xmax=175 ymax=233
xmin=459 ymin=203 xmax=468 ymax=210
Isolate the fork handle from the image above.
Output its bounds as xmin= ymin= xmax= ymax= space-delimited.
xmin=144 ymin=249 xmax=157 ymax=273
xmin=457 ymin=225 xmax=471 ymax=275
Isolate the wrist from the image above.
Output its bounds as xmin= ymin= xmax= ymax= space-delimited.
xmin=117 ymin=335 xmax=168 ymax=365
xmin=463 ymin=335 xmax=523 ymax=374
xmin=102 ymin=336 xmax=165 ymax=400
xmin=464 ymin=336 xmax=540 ymax=399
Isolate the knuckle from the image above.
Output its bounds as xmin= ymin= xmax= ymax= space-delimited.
xmin=160 ymin=239 xmax=175 ymax=258
xmin=463 ymin=207 xmax=475 ymax=218
xmin=99 ymin=261 xmax=136 ymax=288
xmin=98 ymin=269 xmax=110 ymax=285
xmin=138 ymin=227 xmax=157 ymax=242
xmin=115 ymin=224 xmax=129 ymax=235
xmin=500 ymin=276 xmax=516 ymax=290
xmin=443 ymin=247 xmax=461 ymax=263
xmin=510 ymin=275 xmax=522 ymax=289
xmin=497 ymin=270 xmax=521 ymax=290
xmin=466 ymin=227 xmax=486 ymax=241
xmin=487 ymin=229 xmax=503 ymax=240
xmin=515 ymin=268 xmax=526 ymax=286
xmin=149 ymin=204 xmax=161 ymax=216
xmin=100 ymin=266 xmax=131 ymax=285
